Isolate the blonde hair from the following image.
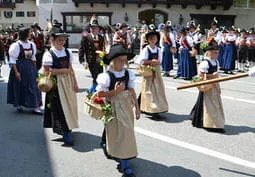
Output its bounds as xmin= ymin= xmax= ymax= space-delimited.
xmin=109 ymin=56 xmax=129 ymax=70
xmin=204 ymin=51 xmax=212 ymax=58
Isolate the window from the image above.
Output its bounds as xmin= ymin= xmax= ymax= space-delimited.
xmin=16 ymin=11 xmax=24 ymax=17
xmin=4 ymin=11 xmax=12 ymax=18
xmin=27 ymin=11 xmax=36 ymax=17
xmin=62 ymin=12 xmax=112 ymax=33
xmin=39 ymin=0 xmax=67 ymax=3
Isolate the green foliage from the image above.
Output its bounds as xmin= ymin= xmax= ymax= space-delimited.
xmin=101 ymin=103 xmax=113 ymax=125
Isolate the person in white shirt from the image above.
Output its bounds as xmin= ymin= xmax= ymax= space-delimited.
xmin=138 ymin=25 xmax=168 ymax=119
xmin=7 ymin=27 xmax=42 ymax=115
xmin=42 ymin=24 xmax=79 ymax=146
xmin=96 ymin=44 xmax=139 ymax=177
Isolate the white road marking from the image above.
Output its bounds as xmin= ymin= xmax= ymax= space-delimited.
xmin=135 ymin=127 xmax=255 ymax=169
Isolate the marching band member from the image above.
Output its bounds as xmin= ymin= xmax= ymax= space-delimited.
xmin=246 ymin=28 xmax=255 ymax=68
xmin=191 ymin=39 xmax=225 ymax=133
xmin=42 ymin=24 xmax=79 ymax=146
xmin=113 ymin=23 xmax=131 ymax=49
xmin=96 ymin=44 xmax=139 ymax=177
xmin=79 ymin=19 xmax=105 ymax=93
xmin=138 ymin=25 xmax=168 ymax=119
xmin=217 ymin=29 xmax=227 ymax=69
xmin=31 ymin=23 xmax=45 ymax=71
xmin=236 ymin=29 xmax=248 ymax=72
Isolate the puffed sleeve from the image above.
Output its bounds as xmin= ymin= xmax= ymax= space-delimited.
xmin=158 ymin=48 xmax=163 ymax=64
xmin=31 ymin=42 xmax=37 ymax=61
xmin=199 ymin=60 xmax=209 ymax=73
xmin=8 ymin=42 xmax=20 ymax=64
xmin=96 ymin=73 xmax=110 ymax=92
xmin=170 ymin=33 xmax=176 ymax=47
xmin=42 ymin=51 xmax=53 ymax=66
xmin=67 ymin=49 xmax=74 ymax=63
xmin=137 ymin=46 xmax=148 ymax=65
xmin=187 ymin=36 xmax=194 ymax=47
xmin=249 ymin=66 xmax=255 ymax=77
xmin=128 ymin=70 xmax=136 ymax=88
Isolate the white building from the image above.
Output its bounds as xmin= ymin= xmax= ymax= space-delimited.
xmin=0 ymin=0 xmax=38 ymax=29
xmin=7 ymin=0 xmax=253 ymax=47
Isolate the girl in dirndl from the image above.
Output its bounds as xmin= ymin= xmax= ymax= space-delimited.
xmin=191 ymin=39 xmax=225 ymax=133
xmin=138 ymin=25 xmax=168 ymax=119
xmin=7 ymin=27 xmax=42 ymax=114
xmin=96 ymin=44 xmax=139 ymax=177
xmin=42 ymin=24 xmax=79 ymax=146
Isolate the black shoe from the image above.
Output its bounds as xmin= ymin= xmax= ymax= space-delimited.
xmin=32 ymin=110 xmax=44 ymax=115
xmin=163 ymin=73 xmax=170 ymax=77
xmin=173 ymin=75 xmax=180 ymax=79
xmin=63 ymin=133 xmax=74 ymax=146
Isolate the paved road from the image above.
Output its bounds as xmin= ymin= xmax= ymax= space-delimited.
xmin=0 ymin=53 xmax=255 ymax=177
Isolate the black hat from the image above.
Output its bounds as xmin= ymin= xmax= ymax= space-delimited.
xmin=205 ymin=39 xmax=219 ymax=51
xmin=145 ymin=24 xmax=160 ymax=41
xmin=103 ymin=44 xmax=135 ymax=65
xmin=31 ymin=22 xmax=41 ymax=30
xmin=90 ymin=19 xmax=100 ymax=27
xmin=120 ymin=23 xmax=128 ymax=29
xmin=211 ymin=17 xmax=218 ymax=26
xmin=240 ymin=29 xmax=247 ymax=33
xmin=249 ymin=27 xmax=255 ymax=34
xmin=50 ymin=23 xmax=69 ymax=37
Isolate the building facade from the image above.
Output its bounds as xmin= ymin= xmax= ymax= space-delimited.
xmin=34 ymin=0 xmax=255 ymax=47
xmin=0 ymin=0 xmax=38 ymax=29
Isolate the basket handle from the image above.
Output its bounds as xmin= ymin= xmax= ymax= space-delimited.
xmin=47 ymin=71 xmax=52 ymax=80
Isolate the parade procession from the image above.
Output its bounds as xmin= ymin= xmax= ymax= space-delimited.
xmin=1 ymin=0 xmax=255 ymax=177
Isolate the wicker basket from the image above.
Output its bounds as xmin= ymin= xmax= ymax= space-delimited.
xmin=137 ymin=66 xmax=153 ymax=78
xmin=38 ymin=73 xmax=54 ymax=93
xmin=84 ymin=96 xmax=105 ymax=120
xmin=197 ymin=84 xmax=214 ymax=92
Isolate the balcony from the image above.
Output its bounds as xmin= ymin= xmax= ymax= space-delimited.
xmin=0 ymin=0 xmax=16 ymax=8
xmin=234 ymin=0 xmax=255 ymax=8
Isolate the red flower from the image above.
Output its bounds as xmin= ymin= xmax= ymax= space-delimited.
xmin=94 ymin=97 xmax=104 ymax=104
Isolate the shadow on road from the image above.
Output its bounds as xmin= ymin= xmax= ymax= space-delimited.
xmin=143 ymin=112 xmax=192 ymax=123
xmin=224 ymin=124 xmax=255 ymax=135
xmin=71 ymin=131 xmax=101 ymax=152
xmin=0 ymin=81 xmax=55 ymax=177
xmin=132 ymin=158 xmax=201 ymax=177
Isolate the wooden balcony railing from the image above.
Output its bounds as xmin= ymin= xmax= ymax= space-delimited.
xmin=0 ymin=1 xmax=16 ymax=8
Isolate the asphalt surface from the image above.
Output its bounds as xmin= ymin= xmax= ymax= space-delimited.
xmin=0 ymin=53 xmax=255 ymax=177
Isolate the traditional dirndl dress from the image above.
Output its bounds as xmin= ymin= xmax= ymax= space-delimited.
xmin=140 ymin=47 xmax=168 ymax=114
xmin=191 ymin=59 xmax=225 ymax=129
xmin=162 ymin=42 xmax=173 ymax=72
xmin=179 ymin=47 xmax=196 ymax=79
xmin=217 ymin=43 xmax=225 ymax=68
xmin=222 ymin=43 xmax=236 ymax=71
xmin=7 ymin=41 xmax=41 ymax=108
xmin=43 ymin=48 xmax=78 ymax=135
xmin=97 ymin=69 xmax=138 ymax=159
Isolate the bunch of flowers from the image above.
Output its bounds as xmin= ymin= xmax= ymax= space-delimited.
xmin=93 ymin=96 xmax=114 ymax=125
xmin=96 ymin=50 xmax=107 ymax=66
xmin=192 ymin=75 xmax=203 ymax=83
xmin=200 ymin=37 xmax=214 ymax=51
xmin=140 ymin=64 xmax=156 ymax=72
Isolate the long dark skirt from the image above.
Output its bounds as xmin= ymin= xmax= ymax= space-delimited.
xmin=190 ymin=92 xmax=204 ymax=128
xmin=180 ymin=48 xmax=196 ymax=79
xmin=43 ymin=87 xmax=70 ymax=135
xmin=162 ymin=43 xmax=173 ymax=72
xmin=222 ymin=44 xmax=236 ymax=70
xmin=7 ymin=59 xmax=41 ymax=108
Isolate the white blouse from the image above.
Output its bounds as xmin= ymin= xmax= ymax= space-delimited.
xmin=9 ymin=40 xmax=37 ymax=64
xmin=42 ymin=47 xmax=73 ymax=66
xmin=138 ymin=45 xmax=162 ymax=65
xmin=96 ymin=69 xmax=136 ymax=92
xmin=199 ymin=58 xmax=219 ymax=73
